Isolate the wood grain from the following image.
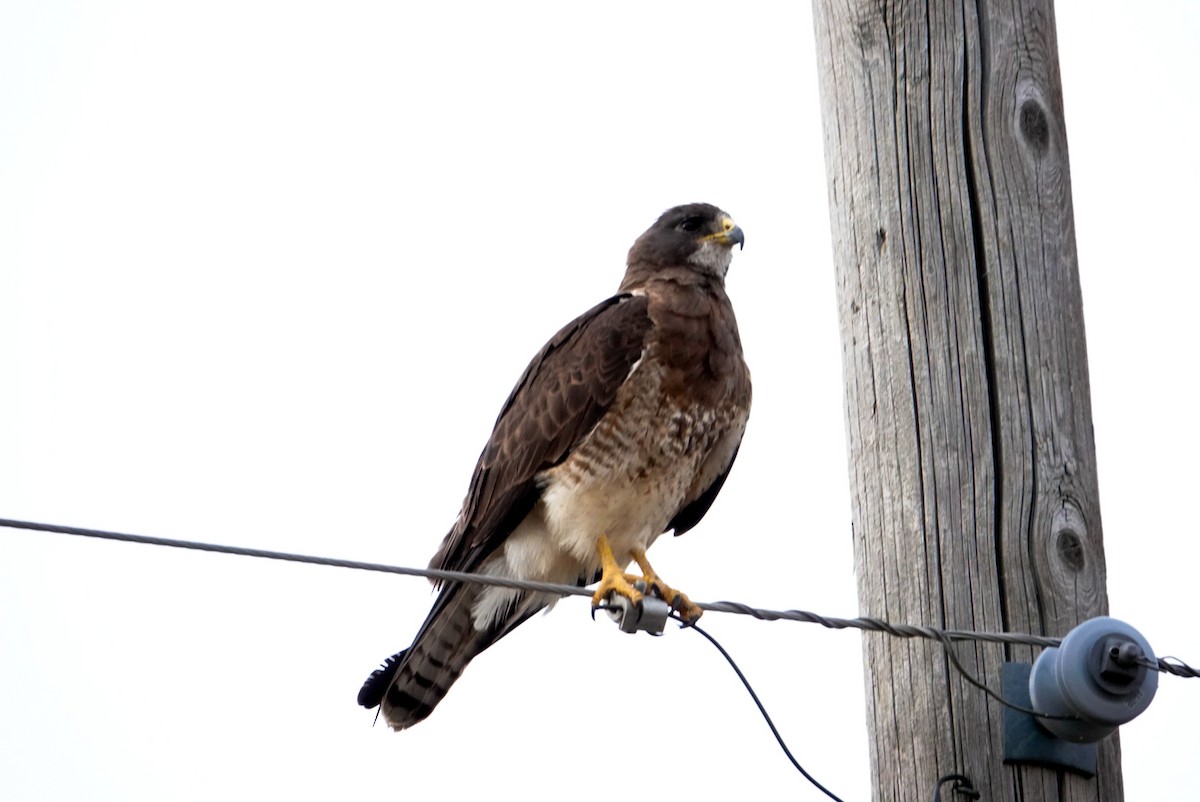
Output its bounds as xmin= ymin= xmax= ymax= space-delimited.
xmin=812 ymin=1 xmax=1116 ymax=799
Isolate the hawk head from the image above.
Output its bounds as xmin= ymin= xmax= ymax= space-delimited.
xmin=624 ymin=203 xmax=745 ymax=283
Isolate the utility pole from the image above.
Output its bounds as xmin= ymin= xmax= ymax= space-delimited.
xmin=812 ymin=2 xmax=1119 ymax=800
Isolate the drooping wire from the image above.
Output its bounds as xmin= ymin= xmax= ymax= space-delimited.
xmin=2 ymin=516 xmax=1197 ymax=681
xmin=669 ymin=611 xmax=845 ymax=802
xmin=932 ymin=630 xmax=1077 ymax=721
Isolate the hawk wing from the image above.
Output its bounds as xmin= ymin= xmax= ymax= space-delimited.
xmin=428 ymin=290 xmax=654 ymax=579
xmin=357 ymin=292 xmax=656 ymax=718
xmin=668 ymin=444 xmax=740 ymax=536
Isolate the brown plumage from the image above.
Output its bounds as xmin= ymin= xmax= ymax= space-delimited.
xmin=358 ymin=202 xmax=751 ymax=730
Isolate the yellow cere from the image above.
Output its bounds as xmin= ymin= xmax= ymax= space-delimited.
xmin=702 ymin=216 xmax=739 ymax=243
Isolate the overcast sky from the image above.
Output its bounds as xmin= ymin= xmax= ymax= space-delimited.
xmin=1 ymin=2 xmax=1197 ymax=800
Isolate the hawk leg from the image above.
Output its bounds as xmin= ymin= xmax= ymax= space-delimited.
xmin=630 ymin=547 xmax=703 ymax=624
xmin=588 ymin=535 xmax=703 ymax=624
xmin=590 ymin=534 xmax=646 ymax=616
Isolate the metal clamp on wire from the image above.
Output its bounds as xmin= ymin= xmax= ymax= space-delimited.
xmin=601 ymin=581 xmax=671 ymax=635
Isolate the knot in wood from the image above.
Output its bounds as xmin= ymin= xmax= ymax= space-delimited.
xmin=1018 ymin=99 xmax=1051 ymax=156
xmin=1056 ymin=527 xmax=1086 ymax=572
xmin=1049 ymin=497 xmax=1089 ymax=574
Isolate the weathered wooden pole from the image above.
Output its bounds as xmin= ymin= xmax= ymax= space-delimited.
xmin=813 ymin=2 xmax=1119 ymax=800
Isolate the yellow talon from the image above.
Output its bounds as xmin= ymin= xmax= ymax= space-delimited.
xmin=632 ymin=548 xmax=703 ymax=624
xmin=589 ymin=536 xmax=703 ymax=624
xmin=591 ymin=535 xmax=645 ymax=613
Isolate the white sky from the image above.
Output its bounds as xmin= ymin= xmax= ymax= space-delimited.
xmin=1 ymin=2 xmax=1197 ymax=800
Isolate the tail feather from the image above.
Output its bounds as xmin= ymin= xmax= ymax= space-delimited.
xmin=357 ymin=649 xmax=407 ymax=709
xmin=358 ymin=583 xmax=545 ymax=730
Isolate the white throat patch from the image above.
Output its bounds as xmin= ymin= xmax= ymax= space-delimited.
xmin=687 ymin=239 xmax=734 ymax=278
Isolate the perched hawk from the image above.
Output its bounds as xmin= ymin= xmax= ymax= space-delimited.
xmin=359 ymin=202 xmax=751 ymax=730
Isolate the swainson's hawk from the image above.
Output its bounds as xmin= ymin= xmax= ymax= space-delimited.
xmin=359 ymin=202 xmax=751 ymax=730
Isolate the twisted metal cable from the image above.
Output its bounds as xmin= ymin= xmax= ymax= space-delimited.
xmin=1139 ymin=655 xmax=1200 ymax=679
xmin=1 ymin=516 xmax=1194 ymax=678
xmin=697 ymin=600 xmax=1063 ymax=648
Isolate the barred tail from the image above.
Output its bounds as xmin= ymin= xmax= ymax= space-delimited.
xmin=357 ymin=583 xmax=543 ymax=730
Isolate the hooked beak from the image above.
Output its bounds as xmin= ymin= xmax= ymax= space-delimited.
xmin=704 ymin=216 xmax=745 ymax=250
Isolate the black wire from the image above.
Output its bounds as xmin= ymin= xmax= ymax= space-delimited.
xmin=933 ymin=631 xmax=1078 ymax=721
xmin=671 ymin=612 xmax=846 ymax=802
xmin=931 ymin=773 xmax=979 ymax=802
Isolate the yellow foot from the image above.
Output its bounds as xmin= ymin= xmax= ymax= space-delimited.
xmin=650 ymin=583 xmax=703 ymax=624
xmin=590 ymin=535 xmax=645 ymax=616
xmin=659 ymin=586 xmax=703 ymax=624
xmin=590 ymin=537 xmax=704 ymax=624
xmin=630 ymin=547 xmax=703 ymax=624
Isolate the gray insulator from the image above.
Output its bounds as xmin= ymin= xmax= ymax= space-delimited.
xmin=1029 ymin=616 xmax=1158 ymax=742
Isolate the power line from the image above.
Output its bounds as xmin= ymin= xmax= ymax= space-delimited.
xmin=1 ymin=516 xmax=1196 ymax=679
xmin=0 ymin=517 xmax=596 ymax=598
xmin=5 ymin=514 xmax=1197 ymax=798
xmin=696 ymin=600 xmax=1061 ymax=648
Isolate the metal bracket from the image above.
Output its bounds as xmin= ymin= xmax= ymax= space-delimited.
xmin=601 ymin=582 xmax=670 ymax=635
xmin=1002 ymin=662 xmax=1098 ymax=777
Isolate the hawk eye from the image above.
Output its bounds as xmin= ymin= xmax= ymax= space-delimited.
xmin=677 ymin=216 xmax=704 ymax=233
